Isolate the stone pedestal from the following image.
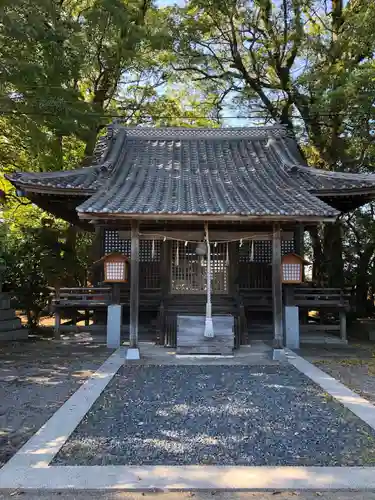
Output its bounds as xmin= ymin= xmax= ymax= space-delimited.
xmin=107 ymin=305 xmax=121 ymax=348
xmin=285 ymin=305 xmax=300 ymax=349
xmin=0 ymin=292 xmax=28 ymax=341
xmin=177 ymin=315 xmax=234 ymax=355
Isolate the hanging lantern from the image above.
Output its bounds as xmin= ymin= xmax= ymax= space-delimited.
xmin=195 ymin=241 xmax=207 ymax=256
xmin=103 ymin=253 xmax=128 ymax=283
xmin=281 ymin=253 xmax=310 ymax=284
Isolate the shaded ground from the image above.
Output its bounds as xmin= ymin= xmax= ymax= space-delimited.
xmin=2 ymin=492 xmax=375 ymax=500
xmin=54 ymin=364 xmax=375 ymax=466
xmin=0 ymin=338 xmax=112 ymax=467
xmin=300 ymin=342 xmax=375 ymax=404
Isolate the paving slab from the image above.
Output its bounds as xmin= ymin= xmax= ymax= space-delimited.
xmin=2 ymin=491 xmax=375 ymax=500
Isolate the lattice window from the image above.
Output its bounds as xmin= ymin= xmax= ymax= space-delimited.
xmin=281 ymin=240 xmax=295 ymax=256
xmin=171 ymin=241 xmax=228 ymax=294
xmin=139 ymin=240 xmax=161 ymax=262
xmin=104 ymin=231 xmax=160 ymax=262
xmin=104 ymin=230 xmax=131 ymax=255
xmin=238 ymin=239 xmax=295 ymax=263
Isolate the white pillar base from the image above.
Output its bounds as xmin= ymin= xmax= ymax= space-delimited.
xmin=273 ymin=348 xmax=287 ymax=361
xmin=126 ymin=347 xmax=140 ymax=360
xmin=107 ymin=305 xmax=122 ymax=348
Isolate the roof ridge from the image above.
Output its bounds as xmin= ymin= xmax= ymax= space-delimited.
xmin=107 ymin=124 xmax=288 ymax=141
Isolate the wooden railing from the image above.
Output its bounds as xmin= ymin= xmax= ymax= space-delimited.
xmin=291 ymin=287 xmax=351 ymax=309
xmin=290 ymin=287 xmax=351 ymax=341
xmin=51 ymin=287 xmax=112 ymax=337
xmin=52 ymin=287 xmax=112 ymax=308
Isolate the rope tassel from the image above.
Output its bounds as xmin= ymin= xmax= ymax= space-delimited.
xmin=204 ymin=221 xmax=214 ymax=338
xmin=175 ymin=243 xmax=179 ymax=267
xmin=151 ymin=239 xmax=155 ymax=260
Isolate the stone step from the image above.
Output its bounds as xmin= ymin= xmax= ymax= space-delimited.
xmin=0 ymin=328 xmax=28 ymax=341
xmin=0 ymin=317 xmax=22 ymax=332
xmin=177 ymin=315 xmax=234 ymax=355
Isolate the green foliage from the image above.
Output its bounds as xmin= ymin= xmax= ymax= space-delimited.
xmin=3 ymin=0 xmax=375 ymax=320
xmin=0 ymin=203 xmax=93 ymax=329
xmin=170 ymin=0 xmax=375 ymax=309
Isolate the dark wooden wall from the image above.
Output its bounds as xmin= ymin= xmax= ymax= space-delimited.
xmin=101 ymin=228 xmax=296 ymax=293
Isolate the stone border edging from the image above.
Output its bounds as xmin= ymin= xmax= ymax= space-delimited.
xmin=285 ymin=348 xmax=375 ymax=431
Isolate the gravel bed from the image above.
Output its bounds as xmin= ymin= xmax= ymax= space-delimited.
xmin=54 ymin=364 xmax=375 ymax=466
xmin=0 ymin=339 xmax=111 ymax=467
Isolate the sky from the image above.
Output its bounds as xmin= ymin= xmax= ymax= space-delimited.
xmin=156 ymin=0 xmax=185 ymax=5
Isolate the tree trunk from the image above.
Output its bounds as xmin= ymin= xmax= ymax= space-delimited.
xmin=355 ymin=244 xmax=375 ymax=317
xmin=323 ymin=221 xmax=344 ymax=288
xmin=308 ymin=226 xmax=324 ymax=284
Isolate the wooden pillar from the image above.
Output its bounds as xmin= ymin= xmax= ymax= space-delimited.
xmin=85 ymin=309 xmax=90 ymax=327
xmin=228 ymin=242 xmax=239 ymax=296
xmin=157 ymin=240 xmax=170 ymax=345
xmin=91 ymin=226 xmax=104 ymax=285
xmin=160 ymin=240 xmax=170 ymax=297
xmin=54 ymin=309 xmax=61 ymax=339
xmin=272 ymin=223 xmax=283 ymax=349
xmin=129 ymin=220 xmax=140 ymax=348
xmin=339 ymin=290 xmax=347 ymax=342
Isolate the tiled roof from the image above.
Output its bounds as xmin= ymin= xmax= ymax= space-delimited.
xmin=77 ymin=127 xmax=338 ymax=218
xmin=5 ymin=132 xmax=113 ymax=193
xmin=7 ymin=166 xmax=100 ymax=192
xmin=272 ymin=138 xmax=375 ymax=192
xmin=7 ymin=125 xmax=375 ymax=219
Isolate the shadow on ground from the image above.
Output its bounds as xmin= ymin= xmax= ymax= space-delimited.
xmin=0 ymin=338 xmax=111 ymax=466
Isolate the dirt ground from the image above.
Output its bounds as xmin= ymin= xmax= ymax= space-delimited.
xmin=300 ymin=342 xmax=375 ymax=404
xmin=0 ymin=336 xmax=112 ymax=467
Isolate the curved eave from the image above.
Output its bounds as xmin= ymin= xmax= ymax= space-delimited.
xmin=23 ymin=192 xmax=93 ymax=230
xmin=77 ymin=211 xmax=338 ymax=223
xmin=5 ymin=175 xmax=96 ymax=197
xmin=312 ymin=188 xmax=375 ymax=212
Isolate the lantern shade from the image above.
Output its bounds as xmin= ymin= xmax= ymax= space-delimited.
xmin=281 ymin=253 xmax=310 ymax=284
xmin=103 ymin=253 xmax=128 ymax=283
xmin=195 ymin=242 xmax=207 ymax=255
